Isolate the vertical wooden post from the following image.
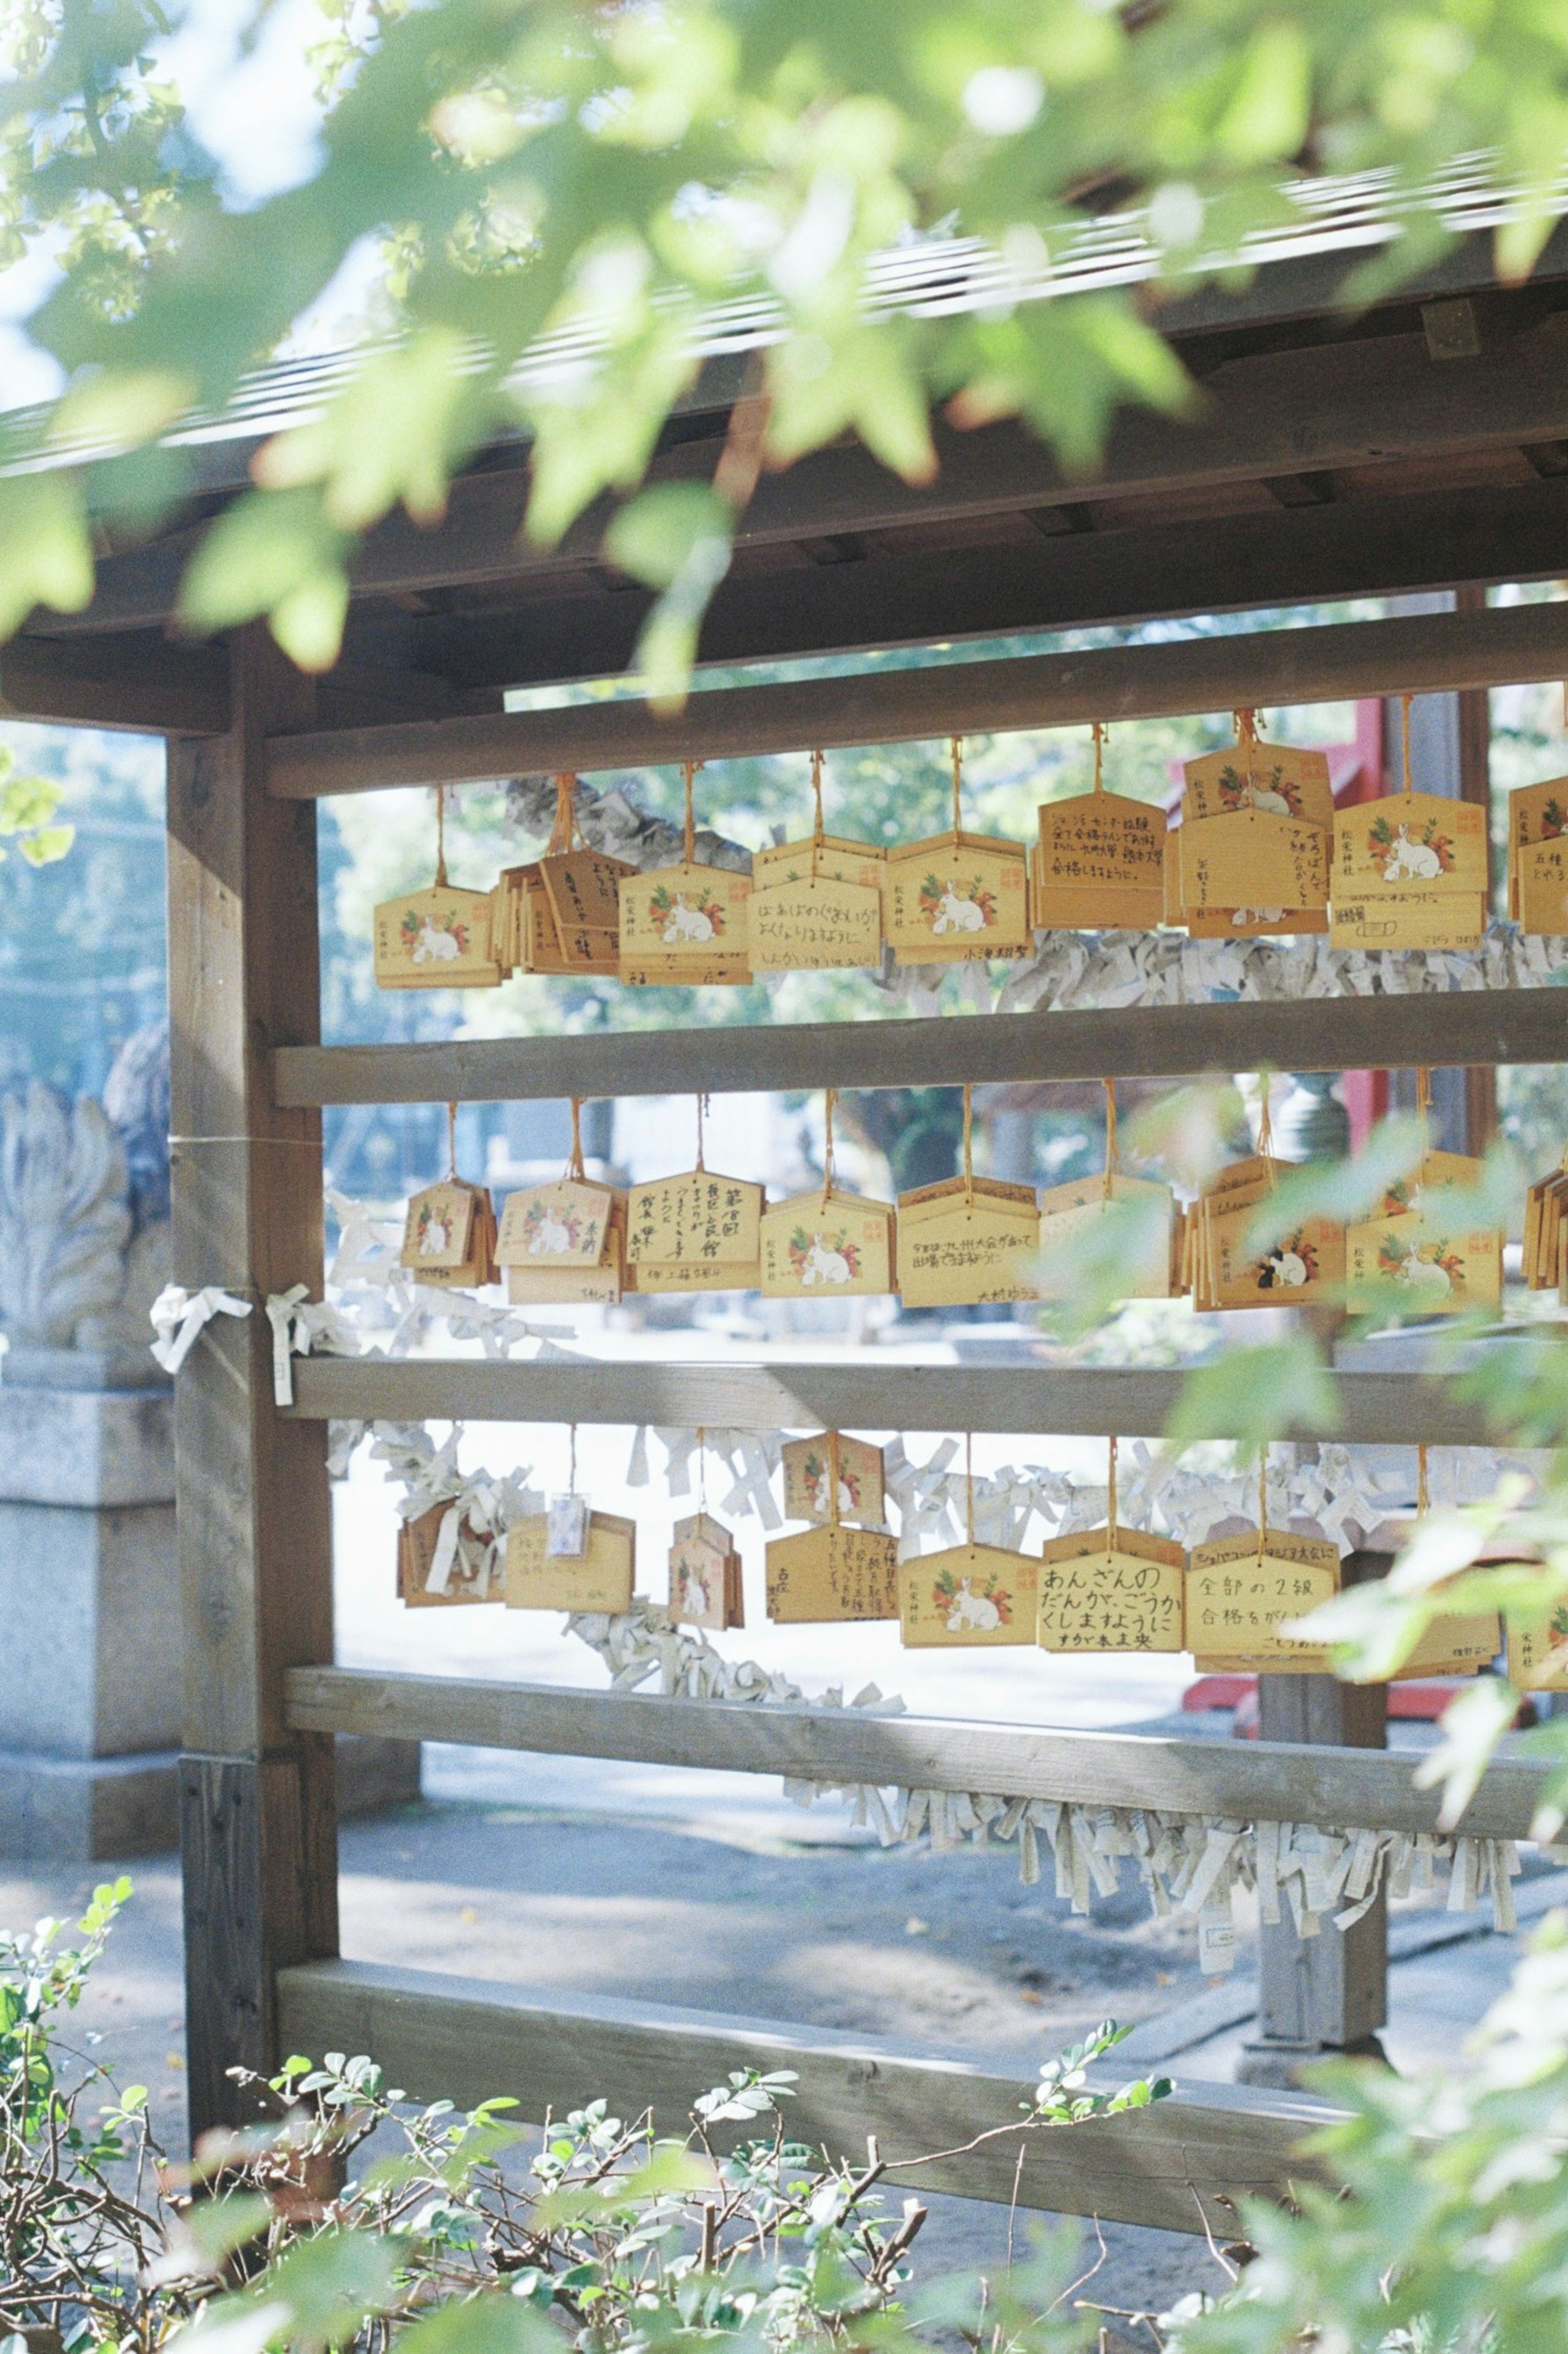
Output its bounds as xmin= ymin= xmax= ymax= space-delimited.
xmin=1455 ymin=583 xmax=1499 ymax=1152
xmin=1237 ymin=1552 xmax=1390 ymax=2087
xmin=167 ymin=628 xmax=338 ymax=2139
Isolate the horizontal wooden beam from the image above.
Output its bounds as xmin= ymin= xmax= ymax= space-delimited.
xmin=277 ymin=1956 xmax=1343 ymax=2233
xmin=0 ymin=633 xmax=230 ymax=735
xmin=275 ymin=987 xmax=1568 ymax=1109
xmin=281 ymin=1358 xmax=1489 ymax=1445
xmin=284 ymin=1668 xmax=1546 ymax=1840
xmin=266 ymin=598 xmax=1568 ymax=793
xmin=294 ymin=319 xmax=1568 ymax=608
xmin=410 ymin=475 xmax=1568 ymax=695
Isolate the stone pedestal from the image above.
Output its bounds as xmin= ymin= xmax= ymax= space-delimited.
xmin=0 ymin=1381 xmax=181 ymax=1857
xmin=0 ymin=1378 xmax=419 ymax=1858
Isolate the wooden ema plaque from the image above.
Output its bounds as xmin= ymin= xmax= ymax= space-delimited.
xmin=1186 ymin=1528 xmax=1340 ymax=1667
xmin=668 ymin=1511 xmax=744 ymax=1630
xmin=626 ymin=1167 xmax=763 ymax=1292
xmin=1204 ymin=1204 xmax=1345 ymax=1309
xmin=750 ymin=835 xmax=884 ymax=972
xmin=780 ymin=1433 xmax=885 ymax=1528
xmin=1393 ymin=1612 xmax=1503 ymax=1677
xmin=883 ymin=830 xmax=1030 ymax=964
xmin=619 ymin=861 xmax=751 ymax=984
xmin=1176 ymin=806 xmax=1329 ymax=920
xmin=374 ymin=884 xmax=501 ymax=989
xmin=497 ymin=851 xmax=635 ymax=977
xmin=397 ymin=1502 xmax=501 ymax=1606
xmin=1345 ymin=1210 xmax=1502 ymax=1317
xmin=1174 ymin=740 xmax=1331 ymax=935
xmin=765 ymin=1521 xmax=898 ymax=1622
xmin=896 ymin=1176 xmax=1039 ymax=1308
xmin=498 ymin=1176 xmax=615 ymax=1268
xmin=1036 ymin=1527 xmax=1186 ymax=1653
xmin=1508 ymin=775 xmax=1568 ymax=934
xmin=499 ymin=1176 xmax=627 ymax=1304
xmin=900 ymin=1542 xmax=1038 ymax=1647
xmin=1330 ymin=791 xmax=1487 ymax=949
xmin=1508 ymin=1603 xmax=1568 ymax=1691
xmin=400 ymin=1180 xmax=497 ymax=1288
xmin=1192 ymin=1155 xmax=1345 ymax=1311
xmin=505 ymin=1510 xmax=636 ymax=1612
xmin=759 ymin=1187 xmax=895 ymax=1298
xmin=1034 ymin=1173 xmax=1177 ymax=1300
xmin=1524 ymin=1155 xmax=1568 ymax=1299
xmin=1181 ymin=744 xmax=1334 ymax=832
xmin=1033 ymin=785 xmax=1166 ymax=931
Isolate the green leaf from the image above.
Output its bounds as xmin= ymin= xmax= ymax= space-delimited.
xmin=1214 ymin=20 xmax=1311 ymax=165
xmin=18 ymin=825 xmax=75 ymax=866
xmin=252 ymin=2229 xmax=404 ymax=2351
xmin=176 ymin=487 xmax=351 ymax=672
xmin=1242 ymin=1114 xmax=1427 ymax=1256
xmin=397 ymin=2295 xmax=564 ymax=2354
xmin=1412 ymin=1675 xmax=1522 ymax=1830
xmin=254 ymin=329 xmax=473 ymax=530
xmin=0 ymin=471 xmax=94 ymax=639
xmin=603 ymin=482 xmax=732 ymax=590
xmin=605 ymin=482 xmax=735 ymax=709
xmin=1163 ymin=1337 xmax=1339 ymax=1457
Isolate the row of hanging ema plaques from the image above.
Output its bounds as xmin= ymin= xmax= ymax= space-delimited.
xmin=402 ymin=1074 xmax=1507 ymax=1319
xmin=372 ymin=708 xmax=1559 ymax=993
xmin=398 ymin=1427 xmax=1513 ymax=1673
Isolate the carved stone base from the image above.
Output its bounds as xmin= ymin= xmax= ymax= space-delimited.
xmin=4 ymin=1343 xmax=169 ymax=1392
xmin=1236 ymin=2030 xmax=1388 ymax=2089
xmin=0 ymin=1745 xmax=180 ymax=1859
xmin=0 ymin=1737 xmax=421 ymax=1861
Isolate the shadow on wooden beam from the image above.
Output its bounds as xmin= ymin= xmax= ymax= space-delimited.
xmin=277 ymin=1956 xmax=1342 ymax=2236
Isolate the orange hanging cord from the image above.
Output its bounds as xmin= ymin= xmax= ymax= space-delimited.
xmin=566 ymin=1096 xmax=585 ymax=1181
xmin=683 ymin=758 xmax=703 ymax=866
xmin=823 ymin=1087 xmax=836 ymax=1200
xmin=809 ymin=748 xmax=825 ymax=880
xmin=548 ymin=771 xmax=579 ymax=854
xmin=1400 ymin=693 xmax=1414 ymax=796
xmin=1107 ymin=1433 xmax=1118 ymax=1549
xmin=1233 ymin=708 xmax=1259 ymax=791
xmin=695 ymin=1091 xmax=708 ymax=1173
xmin=434 ymin=783 xmax=448 ymax=887
xmin=1103 ymin=1077 xmax=1118 ymax=1203
xmin=445 ymin=1100 xmax=457 ymax=1180
xmin=1092 ymin=720 xmax=1106 ymax=795
xmin=962 ymin=1083 xmax=975 ymax=1212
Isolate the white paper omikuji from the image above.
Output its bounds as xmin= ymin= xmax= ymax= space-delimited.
xmin=149 ymin=1282 xmax=252 ymax=1374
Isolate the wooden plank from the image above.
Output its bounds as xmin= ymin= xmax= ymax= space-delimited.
xmin=265 ymin=598 xmax=1568 ymax=794
xmin=283 ymin=320 xmax=1568 ymax=607
xmin=274 ymin=987 xmax=1568 ymax=1109
xmin=283 ymin=1668 xmax=1548 ymax=1840
xmin=406 ymin=475 xmax=1568 ymax=694
xmin=0 ymin=633 xmax=230 ymax=734
xmin=281 ymin=1357 xmax=1491 ymax=1444
xmin=168 ymin=627 xmax=339 ymax=2132
xmin=1244 ymin=1616 xmax=1390 ymax=2083
xmin=277 ymin=1957 xmax=1343 ymax=2234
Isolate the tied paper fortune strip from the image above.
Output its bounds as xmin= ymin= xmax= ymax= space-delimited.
xmin=149 ymin=1283 xmax=253 ymax=1374
xmin=356 ymin=1419 xmax=1547 ymax=1963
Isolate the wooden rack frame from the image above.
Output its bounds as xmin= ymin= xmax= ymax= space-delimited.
xmin=285 ymin=1359 xmax=1495 ymax=1445
xmin=118 ymin=234 xmax=1568 ymax=2234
